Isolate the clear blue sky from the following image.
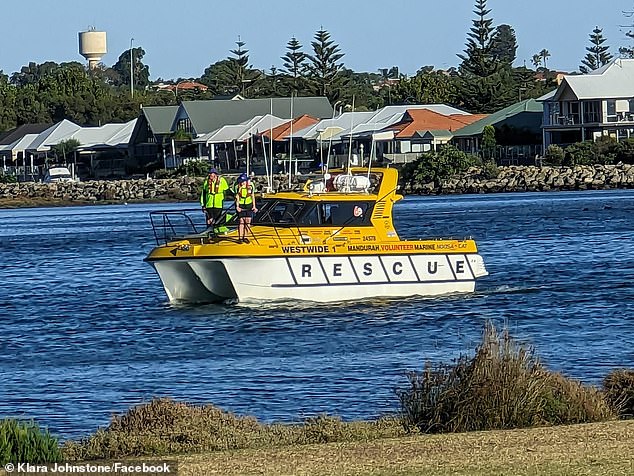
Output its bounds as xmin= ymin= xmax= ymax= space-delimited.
xmin=3 ymin=0 xmax=633 ymax=80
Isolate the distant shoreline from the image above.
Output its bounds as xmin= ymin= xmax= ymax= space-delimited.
xmin=2 ymin=164 xmax=634 ymax=209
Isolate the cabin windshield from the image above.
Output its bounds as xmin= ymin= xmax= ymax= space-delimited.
xmin=254 ymin=199 xmax=374 ymax=226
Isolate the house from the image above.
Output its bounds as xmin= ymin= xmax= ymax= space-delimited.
xmin=291 ymin=104 xmax=475 ymax=167
xmin=541 ymin=58 xmax=634 ymax=149
xmin=0 ymin=123 xmax=52 ymax=170
xmin=387 ymin=109 xmax=486 ymax=155
xmin=452 ymin=99 xmax=544 ymax=164
xmin=129 ymin=97 xmax=333 ymax=168
xmin=128 ymin=106 xmax=180 ymax=169
xmin=1 ymin=119 xmax=136 ymax=179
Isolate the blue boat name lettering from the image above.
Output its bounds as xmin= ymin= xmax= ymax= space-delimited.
xmin=333 ymin=263 xmax=342 ymax=277
xmin=302 ymin=264 xmax=312 ymax=277
xmin=428 ymin=262 xmax=438 ymax=274
xmin=393 ymin=262 xmax=403 ymax=275
xmin=363 ymin=263 xmax=373 ymax=276
xmin=455 ymin=261 xmax=464 ymax=273
xmin=282 ymin=245 xmax=330 ymax=254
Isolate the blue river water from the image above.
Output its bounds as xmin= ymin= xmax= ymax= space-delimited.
xmin=1 ymin=190 xmax=634 ymax=439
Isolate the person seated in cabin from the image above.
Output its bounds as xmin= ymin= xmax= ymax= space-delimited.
xmin=200 ymin=168 xmax=229 ymax=230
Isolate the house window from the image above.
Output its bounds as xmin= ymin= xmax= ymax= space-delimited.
xmin=583 ymin=101 xmax=601 ymax=123
xmin=177 ymin=118 xmax=193 ymax=134
xmin=569 ymin=102 xmax=580 ymax=124
xmin=607 ymin=100 xmax=617 ymax=122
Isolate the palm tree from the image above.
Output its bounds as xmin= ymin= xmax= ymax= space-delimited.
xmin=539 ymin=49 xmax=551 ymax=69
xmin=531 ymin=54 xmax=542 ymax=69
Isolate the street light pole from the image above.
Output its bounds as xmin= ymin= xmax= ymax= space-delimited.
xmin=130 ymin=38 xmax=134 ymax=99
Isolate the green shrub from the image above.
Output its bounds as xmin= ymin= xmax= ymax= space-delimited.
xmin=481 ymin=159 xmax=500 ymax=179
xmin=153 ymin=160 xmax=210 ymax=179
xmin=62 ymin=398 xmax=404 ymax=461
xmin=0 ymin=419 xmax=62 ymax=465
xmin=401 ymin=144 xmax=479 ymax=189
xmin=0 ymin=173 xmax=17 ymax=184
xmin=397 ymin=321 xmax=614 ymax=434
xmin=564 ymin=141 xmax=596 ymax=165
xmin=603 ymin=369 xmax=634 ymax=419
xmin=545 ymin=144 xmax=565 ymax=165
xmin=616 ymin=138 xmax=634 ymax=164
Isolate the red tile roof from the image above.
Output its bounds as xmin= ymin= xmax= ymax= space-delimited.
xmin=261 ymin=114 xmax=320 ymax=140
xmin=393 ymin=109 xmax=487 ymax=138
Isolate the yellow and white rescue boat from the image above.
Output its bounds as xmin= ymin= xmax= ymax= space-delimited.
xmin=145 ymin=167 xmax=488 ymax=303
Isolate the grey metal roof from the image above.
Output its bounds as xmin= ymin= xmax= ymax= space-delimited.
xmin=415 ymin=129 xmax=453 ymax=139
xmin=195 ymin=115 xmax=287 ymax=144
xmin=142 ymin=106 xmax=179 ymax=135
xmin=0 ymin=123 xmax=53 ymax=145
xmin=27 ymin=120 xmax=82 ymax=152
xmin=554 ymin=58 xmax=634 ymax=101
xmin=290 ymin=111 xmax=376 ymax=139
xmin=179 ymin=97 xmax=333 ymax=135
xmin=73 ymin=119 xmax=137 ymax=150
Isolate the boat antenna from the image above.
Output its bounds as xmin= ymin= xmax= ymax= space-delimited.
xmin=269 ymin=98 xmax=274 ymax=191
xmin=324 ymin=102 xmax=338 ymax=179
xmin=347 ymin=95 xmax=355 ymax=176
xmin=367 ymin=132 xmax=375 ymax=183
xmin=288 ymin=93 xmax=294 ymax=189
xmin=262 ymin=132 xmax=271 ymax=191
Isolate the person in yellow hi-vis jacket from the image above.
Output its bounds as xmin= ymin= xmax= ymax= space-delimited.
xmin=200 ymin=168 xmax=229 ymax=228
xmin=235 ymin=173 xmax=258 ymax=243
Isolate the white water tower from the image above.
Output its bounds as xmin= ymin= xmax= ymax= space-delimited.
xmin=79 ymin=28 xmax=107 ymax=69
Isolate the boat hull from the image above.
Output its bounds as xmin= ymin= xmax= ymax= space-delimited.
xmin=148 ymin=253 xmax=487 ymax=303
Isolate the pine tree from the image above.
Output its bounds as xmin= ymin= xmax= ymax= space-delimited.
xmin=306 ymin=28 xmax=346 ymax=101
xmin=457 ymin=0 xmax=497 ymax=77
xmin=218 ymin=38 xmax=261 ymax=97
xmin=281 ymin=36 xmax=307 ymax=94
xmin=490 ymin=24 xmax=517 ymax=65
xmin=580 ymin=27 xmax=613 ymax=73
xmin=458 ymin=0 xmax=516 ymax=113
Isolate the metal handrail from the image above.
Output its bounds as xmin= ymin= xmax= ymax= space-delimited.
xmin=149 ymin=209 xmax=202 ymax=245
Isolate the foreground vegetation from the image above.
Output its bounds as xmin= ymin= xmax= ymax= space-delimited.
xmin=2 ymin=322 xmax=633 ymax=474
xmin=171 ymin=421 xmax=634 ymax=476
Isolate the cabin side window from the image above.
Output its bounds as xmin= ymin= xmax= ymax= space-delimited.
xmin=253 ymin=200 xmax=306 ymax=225
xmin=321 ymin=202 xmax=373 ymax=226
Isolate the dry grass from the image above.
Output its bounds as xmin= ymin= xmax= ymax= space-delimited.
xmin=398 ymin=322 xmax=614 ymax=433
xmin=61 ymin=399 xmax=406 ymax=461
xmin=173 ymin=420 xmax=634 ymax=476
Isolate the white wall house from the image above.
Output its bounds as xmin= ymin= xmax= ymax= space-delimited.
xmin=541 ymin=58 xmax=634 ymax=149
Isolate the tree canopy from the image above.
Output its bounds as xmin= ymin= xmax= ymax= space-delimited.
xmin=580 ymin=27 xmax=613 ymax=73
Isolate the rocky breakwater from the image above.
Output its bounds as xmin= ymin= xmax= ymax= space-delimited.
xmin=0 ymin=176 xmax=204 ymax=206
xmin=405 ymin=164 xmax=634 ymax=195
xmin=0 ymin=174 xmax=295 ymax=207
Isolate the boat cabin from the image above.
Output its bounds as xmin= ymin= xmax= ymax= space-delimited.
xmin=253 ymin=198 xmax=374 ymax=227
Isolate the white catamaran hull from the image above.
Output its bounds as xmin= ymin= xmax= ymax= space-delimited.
xmin=150 ymin=253 xmax=488 ymax=303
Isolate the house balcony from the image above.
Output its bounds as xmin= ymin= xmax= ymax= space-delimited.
xmin=606 ymin=112 xmax=634 ymax=123
xmin=547 ymin=114 xmax=581 ymax=127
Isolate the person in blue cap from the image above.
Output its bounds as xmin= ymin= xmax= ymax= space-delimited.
xmin=235 ymin=173 xmax=257 ymax=243
xmin=200 ymin=167 xmax=229 ymax=228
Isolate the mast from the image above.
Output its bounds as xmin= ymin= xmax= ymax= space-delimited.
xmin=288 ymin=94 xmax=294 ymax=188
xmin=347 ymin=95 xmax=355 ymax=175
xmin=269 ymin=98 xmax=274 ymax=191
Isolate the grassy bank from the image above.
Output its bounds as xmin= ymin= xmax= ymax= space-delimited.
xmin=171 ymin=420 xmax=634 ymax=476
xmin=1 ymin=420 xmax=633 ymax=475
